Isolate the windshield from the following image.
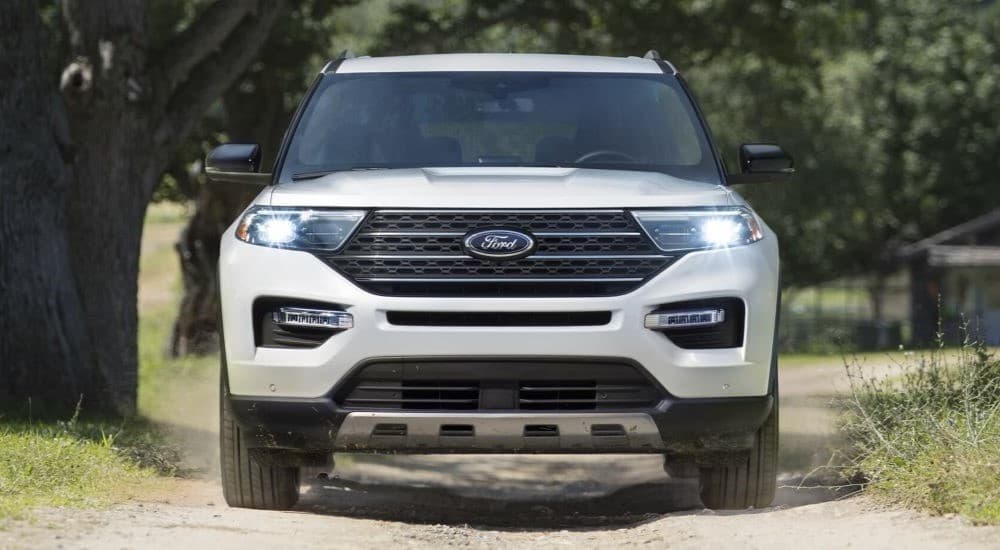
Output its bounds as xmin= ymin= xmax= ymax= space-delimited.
xmin=278 ymin=72 xmax=721 ymax=183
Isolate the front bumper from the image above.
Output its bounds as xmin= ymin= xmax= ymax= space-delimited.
xmin=219 ymin=231 xmax=780 ymax=401
xmin=229 ymin=392 xmax=773 ymax=455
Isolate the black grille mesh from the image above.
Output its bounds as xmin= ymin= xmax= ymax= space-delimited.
xmin=363 ymin=211 xmax=637 ymax=232
xmin=324 ymin=210 xmax=672 ymax=297
xmin=331 ymin=257 xmax=668 ymax=279
xmin=336 ymin=360 xmax=662 ymax=411
xmin=343 ymin=234 xmax=658 ymax=255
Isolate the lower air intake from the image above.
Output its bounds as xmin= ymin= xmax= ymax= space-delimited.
xmin=336 ymin=359 xmax=663 ymax=412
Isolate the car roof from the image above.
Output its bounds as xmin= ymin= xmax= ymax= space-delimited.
xmin=331 ymin=53 xmax=671 ymax=75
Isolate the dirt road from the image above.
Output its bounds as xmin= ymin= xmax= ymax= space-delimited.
xmin=6 ymin=357 xmax=999 ymax=549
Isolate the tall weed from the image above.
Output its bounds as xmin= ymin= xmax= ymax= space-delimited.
xmin=841 ymin=334 xmax=1000 ymax=524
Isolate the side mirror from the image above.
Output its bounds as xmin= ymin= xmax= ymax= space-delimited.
xmin=726 ymin=143 xmax=794 ymax=185
xmin=205 ymin=143 xmax=271 ymax=185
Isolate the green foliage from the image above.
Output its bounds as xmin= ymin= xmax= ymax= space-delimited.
xmin=841 ymin=339 xmax=1000 ymax=524
xmin=156 ymin=0 xmax=370 ymax=202
xmin=693 ymin=0 xmax=1000 ymax=286
xmin=371 ymin=0 xmax=809 ymax=62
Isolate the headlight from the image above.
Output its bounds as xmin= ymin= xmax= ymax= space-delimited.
xmin=631 ymin=208 xmax=763 ymax=252
xmin=235 ymin=207 xmax=366 ymax=251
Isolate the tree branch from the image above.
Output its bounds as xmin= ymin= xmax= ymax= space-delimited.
xmin=154 ymin=1 xmax=254 ymax=94
xmin=153 ymin=1 xmax=285 ymax=152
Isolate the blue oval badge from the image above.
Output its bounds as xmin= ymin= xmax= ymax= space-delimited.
xmin=463 ymin=229 xmax=536 ymax=260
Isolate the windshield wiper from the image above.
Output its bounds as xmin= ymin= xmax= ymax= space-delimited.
xmin=291 ymin=166 xmax=388 ymax=181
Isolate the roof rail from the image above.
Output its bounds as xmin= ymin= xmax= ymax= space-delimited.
xmin=320 ymin=49 xmax=357 ymax=73
xmin=642 ymin=49 xmax=678 ymax=75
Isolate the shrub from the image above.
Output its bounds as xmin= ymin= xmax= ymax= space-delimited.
xmin=841 ymin=336 xmax=1000 ymax=524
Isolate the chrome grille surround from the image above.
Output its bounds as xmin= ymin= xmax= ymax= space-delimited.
xmin=324 ymin=210 xmax=674 ymax=297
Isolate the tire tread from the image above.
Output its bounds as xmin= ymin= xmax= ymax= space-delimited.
xmin=699 ymin=400 xmax=778 ymax=510
xmin=220 ymin=375 xmax=299 ymax=510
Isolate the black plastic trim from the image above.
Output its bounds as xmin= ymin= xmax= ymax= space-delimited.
xmin=386 ymin=310 xmax=613 ymax=327
xmin=334 ymin=358 xmax=661 ymax=412
xmin=252 ymin=297 xmax=349 ymax=349
xmin=348 ymin=279 xmax=652 ymax=298
xmin=227 ymin=355 xmax=773 ymax=455
xmin=650 ymin=297 xmax=746 ymax=349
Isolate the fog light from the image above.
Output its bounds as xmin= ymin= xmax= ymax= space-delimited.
xmin=644 ymin=309 xmax=725 ymax=329
xmin=273 ymin=307 xmax=354 ymax=330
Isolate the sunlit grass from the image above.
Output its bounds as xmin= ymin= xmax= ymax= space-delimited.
xmin=137 ymin=298 xmax=217 ymax=422
xmin=138 ymin=203 xmax=217 ymax=420
xmin=780 ymin=348 xmax=1000 ymax=370
xmin=0 ymin=422 xmax=153 ymax=522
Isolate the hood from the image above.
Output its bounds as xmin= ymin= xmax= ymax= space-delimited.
xmin=267 ymin=167 xmax=740 ymax=209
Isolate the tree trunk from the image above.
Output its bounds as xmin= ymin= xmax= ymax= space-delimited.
xmin=171 ymin=181 xmax=260 ymax=356
xmin=56 ymin=0 xmax=285 ymax=414
xmin=0 ymin=0 xmax=92 ymax=414
xmin=0 ymin=1 xmax=283 ymax=416
xmin=868 ymin=275 xmax=886 ymax=326
xmin=58 ymin=0 xmax=161 ymax=416
xmin=171 ymin=71 xmax=288 ymax=356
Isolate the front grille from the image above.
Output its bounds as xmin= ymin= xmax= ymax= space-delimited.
xmin=344 ymin=233 xmax=658 ymax=255
xmin=333 ymin=257 xmax=667 ymax=279
xmin=325 ymin=210 xmax=672 ymax=297
xmin=362 ymin=211 xmax=636 ymax=232
xmin=336 ymin=360 xmax=663 ymax=412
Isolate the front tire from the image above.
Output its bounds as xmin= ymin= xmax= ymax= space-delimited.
xmin=220 ymin=364 xmax=300 ymax=510
xmin=697 ymin=395 xmax=778 ymax=510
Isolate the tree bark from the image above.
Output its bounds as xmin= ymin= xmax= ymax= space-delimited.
xmin=57 ymin=0 xmax=283 ymax=415
xmin=868 ymin=275 xmax=886 ymax=326
xmin=0 ymin=0 xmax=284 ymax=417
xmin=0 ymin=0 xmax=92 ymax=414
xmin=170 ymin=181 xmax=260 ymax=356
xmin=59 ymin=0 xmax=159 ymax=416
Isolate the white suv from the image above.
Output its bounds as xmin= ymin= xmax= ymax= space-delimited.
xmin=207 ymin=52 xmax=792 ymax=512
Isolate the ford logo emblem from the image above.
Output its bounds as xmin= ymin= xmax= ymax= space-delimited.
xmin=463 ymin=228 xmax=536 ymax=261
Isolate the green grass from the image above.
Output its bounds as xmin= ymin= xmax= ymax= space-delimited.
xmin=0 ymin=208 xmax=199 ymax=524
xmin=0 ymin=412 xmax=183 ymax=522
xmin=137 ymin=297 xmax=216 ymax=420
xmin=143 ymin=201 xmax=190 ymax=224
xmin=781 ymin=350 xmax=915 ymax=370
xmin=780 ymin=348 xmax=1000 ymax=370
xmin=137 ymin=203 xmax=216 ymax=419
xmin=841 ymin=340 xmax=1000 ymax=525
